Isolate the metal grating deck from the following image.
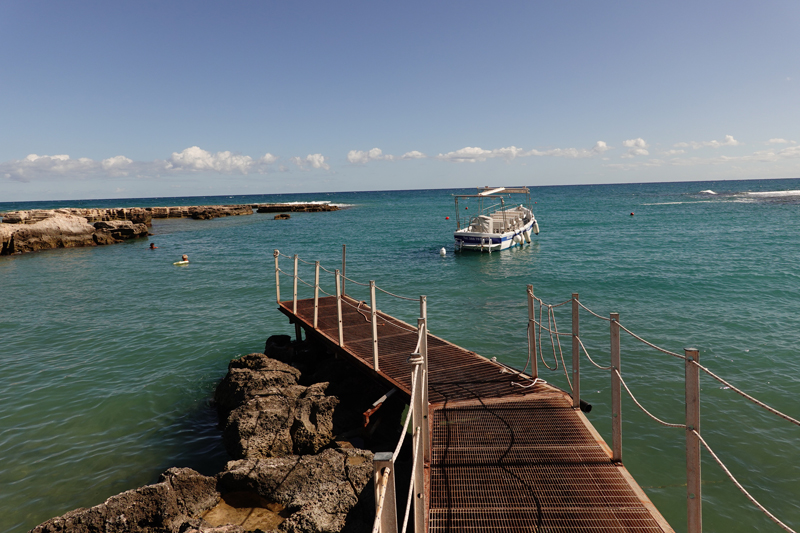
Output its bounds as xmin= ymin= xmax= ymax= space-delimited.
xmin=279 ymin=296 xmax=673 ymax=532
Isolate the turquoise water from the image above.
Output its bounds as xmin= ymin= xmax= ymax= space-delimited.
xmin=2 ymin=181 xmax=800 ymax=532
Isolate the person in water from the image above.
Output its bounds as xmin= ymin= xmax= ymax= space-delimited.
xmin=181 ymin=254 xmax=188 ymax=262
xmin=150 ymin=243 xmax=158 ymax=249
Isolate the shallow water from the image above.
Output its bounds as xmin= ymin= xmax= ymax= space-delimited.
xmin=1 ymin=181 xmax=799 ymax=532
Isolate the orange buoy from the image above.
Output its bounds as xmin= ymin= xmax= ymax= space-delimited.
xmin=630 ymin=212 xmax=635 ymax=216
xmin=445 ymin=216 xmax=449 ymax=220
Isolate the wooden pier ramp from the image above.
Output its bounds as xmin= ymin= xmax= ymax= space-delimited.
xmin=279 ymin=294 xmax=674 ymax=533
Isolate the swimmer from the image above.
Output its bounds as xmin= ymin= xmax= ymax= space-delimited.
xmin=181 ymin=254 xmax=189 ymax=262
xmin=150 ymin=243 xmax=158 ymax=249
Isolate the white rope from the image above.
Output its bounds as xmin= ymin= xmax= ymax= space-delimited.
xmin=393 ymin=366 xmax=419 ymax=460
xmin=319 ymin=264 xmax=337 ymax=275
xmin=296 ymin=256 xmax=316 ymax=265
xmin=400 ymin=429 xmax=421 ymax=533
xmin=318 ymin=287 xmax=335 ymax=298
xmin=693 ymin=430 xmax=796 ymax=532
xmin=371 ymin=466 xmax=391 ymax=533
xmin=576 ymin=299 xmax=612 ymax=322
xmin=277 ymin=251 xmax=293 ymax=259
xmin=511 ymin=377 xmax=548 ymax=389
xmin=375 ymin=286 xmax=419 ymax=301
xmin=382 ymin=319 xmax=418 ymax=334
xmin=533 ymin=296 xmax=572 ymax=308
xmin=578 ymin=336 xmax=612 ymax=370
xmin=615 ymin=369 xmax=685 ymax=428
xmin=342 ymin=274 xmax=371 ymax=287
xmin=532 ymin=319 xmax=573 ymax=336
xmin=692 ymin=361 xmax=800 ymax=427
xmin=617 ymin=322 xmax=686 ymax=360
xmin=550 ymin=308 xmax=572 ymax=390
xmin=537 ymin=302 xmax=558 ymax=371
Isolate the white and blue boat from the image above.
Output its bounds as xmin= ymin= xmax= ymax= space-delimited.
xmin=453 ymin=187 xmax=539 ymax=252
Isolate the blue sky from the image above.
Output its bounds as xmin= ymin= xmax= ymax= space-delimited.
xmin=1 ymin=0 xmax=799 ymax=201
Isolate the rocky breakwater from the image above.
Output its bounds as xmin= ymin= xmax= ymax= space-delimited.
xmin=254 ymin=203 xmax=339 ymax=213
xmin=29 ymin=336 xmax=404 ymax=533
xmin=0 ymin=205 xmax=254 ymax=256
xmin=0 ymin=210 xmax=149 ymax=255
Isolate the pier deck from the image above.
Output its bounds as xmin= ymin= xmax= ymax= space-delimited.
xmin=279 ymin=295 xmax=674 ymax=532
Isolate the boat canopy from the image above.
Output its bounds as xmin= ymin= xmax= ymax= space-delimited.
xmin=477 ymin=186 xmax=529 ymax=196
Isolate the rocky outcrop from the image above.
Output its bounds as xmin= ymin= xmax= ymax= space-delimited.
xmin=255 ymin=204 xmax=339 ymax=213
xmin=215 ymin=353 xmax=339 ymax=459
xmin=0 ymin=212 xmax=148 ymax=255
xmin=188 ymin=206 xmax=252 ymax=220
xmin=1 ymin=205 xmax=255 ymax=227
xmin=30 ymin=467 xmax=221 ymax=533
xmin=218 ymin=448 xmax=373 ymax=533
xmin=30 ymin=342 xmax=389 ymax=533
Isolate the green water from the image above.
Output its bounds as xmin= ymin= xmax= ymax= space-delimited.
xmin=1 ymin=181 xmax=799 ymax=532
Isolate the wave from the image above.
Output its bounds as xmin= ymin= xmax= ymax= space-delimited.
xmin=741 ymin=190 xmax=800 ymax=198
xmin=699 ymin=190 xmax=717 ymax=195
xmin=265 ymin=200 xmax=355 ymax=208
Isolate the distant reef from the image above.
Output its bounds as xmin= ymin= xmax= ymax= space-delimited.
xmin=0 ymin=203 xmax=339 ymax=256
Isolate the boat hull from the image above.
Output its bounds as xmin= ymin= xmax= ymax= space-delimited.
xmin=454 ymin=218 xmax=535 ymax=252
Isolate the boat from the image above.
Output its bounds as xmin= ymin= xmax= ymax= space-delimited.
xmin=453 ymin=187 xmax=539 ymax=252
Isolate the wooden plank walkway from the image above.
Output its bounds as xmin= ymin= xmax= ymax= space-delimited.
xmin=279 ymin=295 xmax=674 ymax=533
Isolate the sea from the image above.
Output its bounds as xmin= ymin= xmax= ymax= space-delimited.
xmin=1 ymin=179 xmax=799 ymax=532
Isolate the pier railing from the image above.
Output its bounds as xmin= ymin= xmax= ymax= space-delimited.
xmin=530 ymin=288 xmax=798 ymax=533
xmin=272 ymin=248 xmax=429 ymax=533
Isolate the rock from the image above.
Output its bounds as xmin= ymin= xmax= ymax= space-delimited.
xmin=29 ymin=467 xmax=220 ymax=533
xmin=217 ymin=448 xmax=373 ymax=533
xmin=189 ymin=206 xmax=252 ymax=220
xmin=214 ymin=354 xmax=302 ymax=420
xmin=93 ymin=220 xmax=149 ymax=245
xmin=216 ymin=354 xmax=339 ymax=459
xmin=264 ymin=335 xmax=293 ymax=364
xmin=3 ymin=214 xmax=96 ymax=254
xmin=273 ymin=214 xmax=290 ymax=220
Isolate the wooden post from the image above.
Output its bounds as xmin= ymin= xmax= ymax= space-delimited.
xmin=527 ymin=285 xmax=538 ymax=379
xmin=685 ymin=347 xmax=702 ymax=533
xmin=273 ymin=250 xmax=280 ymax=303
xmin=370 ymin=280 xmax=379 ymax=371
xmin=313 ymin=261 xmax=320 ymax=329
xmin=335 ymin=269 xmax=344 ymax=347
xmin=610 ymin=312 xmax=622 ymax=463
xmin=373 ymin=452 xmax=398 ymax=533
xmin=572 ymin=293 xmax=580 ymax=409
xmin=292 ymin=254 xmax=299 ymax=314
xmin=342 ymin=244 xmax=346 ymax=296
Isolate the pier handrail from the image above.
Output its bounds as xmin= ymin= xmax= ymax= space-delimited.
xmin=529 ymin=290 xmax=799 ymax=533
xmin=274 ymin=248 xmax=430 ymax=533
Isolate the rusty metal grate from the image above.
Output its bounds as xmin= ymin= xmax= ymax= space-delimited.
xmin=279 ymin=297 xmax=671 ymax=533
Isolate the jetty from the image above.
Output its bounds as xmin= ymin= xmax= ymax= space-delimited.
xmin=273 ymin=250 xmax=675 ymax=533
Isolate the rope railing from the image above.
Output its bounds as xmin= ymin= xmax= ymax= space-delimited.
xmin=275 ymin=248 xmax=430 ymax=533
xmin=694 ymin=430 xmax=796 ymax=533
xmin=691 ymin=360 xmax=800 ymax=427
xmin=529 ymin=289 xmax=799 ymax=532
xmin=614 ymin=368 xmax=686 ymax=429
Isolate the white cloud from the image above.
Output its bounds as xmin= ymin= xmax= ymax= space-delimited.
xmin=166 ymin=146 xmax=256 ymax=173
xmin=437 ymin=142 xmax=610 ymax=163
xmin=401 ymin=150 xmax=426 ymax=159
xmin=662 ymin=149 xmax=686 ymax=156
xmin=621 ymin=138 xmax=649 ymax=158
xmin=674 ymin=135 xmax=741 ymax=150
xmin=1 ymin=153 xmax=98 ymax=182
xmin=260 ymin=153 xmax=278 ymax=164
xmin=767 ymin=138 xmax=794 ymax=145
xmin=292 ymin=153 xmax=330 ymax=170
xmin=347 ymin=148 xmax=394 ymax=164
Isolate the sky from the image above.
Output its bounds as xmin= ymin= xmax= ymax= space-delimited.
xmin=1 ymin=0 xmax=799 ymax=201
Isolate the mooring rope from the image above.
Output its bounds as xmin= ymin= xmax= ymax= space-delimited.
xmin=615 ymin=369 xmax=685 ymax=428
xmin=693 ymin=430 xmax=796 ymax=533
xmin=691 ymin=361 xmax=800 ymax=427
